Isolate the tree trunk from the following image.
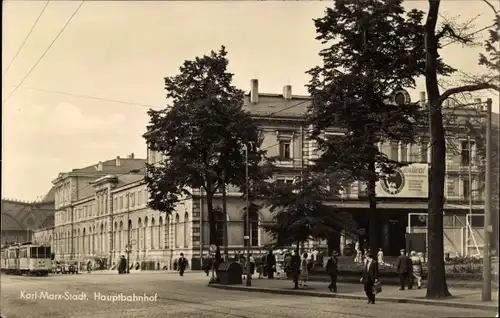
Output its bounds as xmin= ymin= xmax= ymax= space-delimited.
xmin=294 ymin=241 xmax=300 ymax=289
xmin=206 ymin=191 xmax=222 ymax=266
xmin=222 ymin=173 xmax=229 ymax=259
xmin=424 ymin=0 xmax=451 ymax=299
xmin=368 ymin=160 xmax=379 ymax=254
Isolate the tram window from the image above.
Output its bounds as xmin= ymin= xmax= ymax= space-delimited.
xmin=20 ymin=248 xmax=28 ymax=258
xmin=44 ymin=246 xmax=51 ymax=257
xmin=30 ymin=247 xmax=41 ymax=258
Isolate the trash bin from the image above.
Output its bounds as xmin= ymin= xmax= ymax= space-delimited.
xmin=217 ymin=261 xmax=243 ymax=285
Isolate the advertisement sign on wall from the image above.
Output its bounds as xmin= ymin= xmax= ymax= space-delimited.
xmin=376 ymin=163 xmax=428 ymax=198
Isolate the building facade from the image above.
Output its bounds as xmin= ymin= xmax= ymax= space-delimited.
xmin=34 ymin=79 xmax=490 ymax=269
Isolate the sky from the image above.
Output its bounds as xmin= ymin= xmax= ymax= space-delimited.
xmin=2 ymin=0 xmax=499 ymax=201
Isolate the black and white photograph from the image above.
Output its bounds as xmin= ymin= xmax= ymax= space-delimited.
xmin=1 ymin=0 xmax=499 ymax=317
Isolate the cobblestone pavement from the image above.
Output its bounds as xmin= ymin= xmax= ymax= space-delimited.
xmin=0 ymin=272 xmax=496 ymax=318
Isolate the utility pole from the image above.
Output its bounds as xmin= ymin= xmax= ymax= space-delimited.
xmin=244 ymin=143 xmax=252 ymax=286
xmin=126 ymin=193 xmax=131 ymax=274
xmin=482 ymin=98 xmax=493 ymax=301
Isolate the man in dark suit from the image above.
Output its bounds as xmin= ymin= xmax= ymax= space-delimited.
xmin=326 ymin=250 xmax=339 ymax=293
xmin=266 ymin=250 xmax=276 ymax=279
xmin=396 ymin=249 xmax=412 ymax=290
xmin=361 ymin=251 xmax=378 ymax=304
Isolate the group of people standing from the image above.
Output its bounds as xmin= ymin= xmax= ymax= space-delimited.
xmin=396 ymin=249 xmax=424 ymax=289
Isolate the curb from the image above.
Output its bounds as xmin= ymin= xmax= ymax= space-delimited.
xmin=207 ymin=284 xmax=497 ymax=311
xmin=307 ymin=276 xmax=489 ymax=289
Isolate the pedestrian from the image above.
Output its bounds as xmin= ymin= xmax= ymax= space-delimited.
xmin=360 ymin=251 xmax=379 ymax=304
xmin=178 ymin=253 xmax=187 ymax=276
xmin=354 ymin=241 xmax=361 ymax=263
xmin=326 ymin=250 xmax=338 ymax=293
xmin=410 ymin=251 xmax=423 ymax=289
xmin=299 ymin=252 xmax=309 ymax=288
xmin=377 ymin=248 xmax=384 ymax=266
xmin=117 ymin=255 xmax=126 ymax=274
xmin=249 ymin=253 xmax=255 ymax=277
xmin=396 ymin=249 xmax=412 ymax=290
xmin=266 ymin=250 xmax=276 ymax=279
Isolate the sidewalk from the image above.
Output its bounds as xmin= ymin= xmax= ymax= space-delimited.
xmin=208 ymin=278 xmax=498 ymax=311
xmin=78 ymin=270 xmax=181 ymax=275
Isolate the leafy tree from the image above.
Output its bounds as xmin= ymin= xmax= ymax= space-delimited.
xmin=261 ymin=172 xmax=357 ymax=289
xmin=144 ymin=46 xmax=266 ymax=266
xmin=423 ymin=0 xmax=499 ymax=298
xmin=306 ymin=0 xmax=451 ymax=254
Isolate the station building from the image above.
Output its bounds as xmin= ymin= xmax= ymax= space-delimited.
xmin=34 ymin=79 xmax=492 ymax=270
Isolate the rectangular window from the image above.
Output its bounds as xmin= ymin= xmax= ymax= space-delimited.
xmin=131 ymin=193 xmax=135 ymax=206
xmin=114 ymin=197 xmax=117 ymax=211
xmin=277 ymin=179 xmax=285 ymax=186
xmin=390 ymin=142 xmax=398 ymax=161
xmin=138 ymin=191 xmax=142 ymax=205
xmin=119 ymin=197 xmax=123 ymax=209
xmin=279 ymin=140 xmax=291 ymax=160
xmin=463 ymin=177 xmax=470 ymax=200
xmin=461 ymin=140 xmax=473 ymax=166
xmin=286 ymin=179 xmax=294 ymax=184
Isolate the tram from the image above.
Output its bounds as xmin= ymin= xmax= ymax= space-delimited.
xmin=1 ymin=242 xmax=52 ymax=276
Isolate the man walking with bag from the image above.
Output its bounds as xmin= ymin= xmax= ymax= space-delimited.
xmin=361 ymin=251 xmax=379 ymax=304
xmin=326 ymin=250 xmax=339 ymax=293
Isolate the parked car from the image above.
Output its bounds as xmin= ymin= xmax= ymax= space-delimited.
xmin=63 ymin=261 xmax=78 ymax=274
xmin=52 ymin=261 xmax=62 ymax=274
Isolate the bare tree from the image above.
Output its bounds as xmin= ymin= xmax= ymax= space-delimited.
xmin=424 ymin=0 xmax=499 ymax=299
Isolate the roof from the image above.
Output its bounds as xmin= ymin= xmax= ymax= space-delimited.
xmin=115 ymin=174 xmax=145 ymax=188
xmin=1 ymin=200 xmax=55 ymax=231
xmin=41 ymin=186 xmax=56 ymax=203
xmin=244 ymin=94 xmax=309 ymax=118
xmin=72 ymin=158 xmax=146 ymax=174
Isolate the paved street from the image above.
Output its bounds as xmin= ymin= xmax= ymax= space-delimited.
xmin=1 ymin=271 xmax=497 ymax=318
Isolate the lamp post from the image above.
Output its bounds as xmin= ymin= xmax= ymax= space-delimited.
xmin=243 ymin=143 xmax=252 ymax=287
xmin=126 ymin=192 xmax=131 ymax=274
xmin=482 ymin=98 xmax=493 ymax=301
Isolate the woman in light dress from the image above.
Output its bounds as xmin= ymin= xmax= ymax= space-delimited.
xmin=410 ymin=251 xmax=423 ymax=289
xmin=299 ymin=252 xmax=309 ymax=288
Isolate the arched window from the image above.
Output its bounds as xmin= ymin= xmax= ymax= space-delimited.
xmin=88 ymin=227 xmax=92 ymax=255
xmin=82 ymin=228 xmax=86 ymax=254
xmin=100 ymin=224 xmax=104 ymax=253
xmin=151 ymin=218 xmax=156 ymax=249
xmin=243 ymin=210 xmax=259 ymax=247
xmin=165 ymin=216 xmax=170 ymax=249
xmin=158 ymin=217 xmax=163 ymax=249
xmin=174 ymin=214 xmax=180 ymax=248
xmin=214 ymin=207 xmax=226 ymax=247
xmin=114 ymin=222 xmax=118 ymax=251
xmin=137 ymin=218 xmax=142 ymax=252
xmin=183 ymin=212 xmax=189 ymax=247
xmin=144 ymin=217 xmax=149 ymax=250
xmin=128 ymin=219 xmax=132 ymax=251
xmin=92 ymin=226 xmax=96 ymax=254
xmin=119 ymin=221 xmax=123 ymax=252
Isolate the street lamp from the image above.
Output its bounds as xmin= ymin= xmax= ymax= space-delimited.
xmin=243 ymin=143 xmax=252 ymax=287
xmin=126 ymin=192 xmax=131 ymax=274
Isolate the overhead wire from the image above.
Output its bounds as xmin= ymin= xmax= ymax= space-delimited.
xmin=3 ymin=1 xmax=51 ymax=77
xmin=3 ymin=1 xmax=85 ymax=105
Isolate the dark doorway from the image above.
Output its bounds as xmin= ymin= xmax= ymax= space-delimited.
xmin=387 ymin=218 xmax=406 ymax=256
xmin=327 ymin=231 xmax=340 ymax=255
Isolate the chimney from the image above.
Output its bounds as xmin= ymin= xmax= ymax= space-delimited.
xmin=283 ymin=85 xmax=292 ymax=100
xmin=128 ymin=153 xmax=135 ymax=159
xmin=116 ymin=156 xmax=121 ymax=166
xmin=97 ymin=161 xmax=103 ymax=171
xmin=419 ymin=91 xmax=426 ymax=108
xmin=250 ymin=79 xmax=259 ymax=104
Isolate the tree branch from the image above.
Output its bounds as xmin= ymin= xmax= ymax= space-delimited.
xmin=439 ymin=82 xmax=500 ymax=103
xmin=436 ymin=24 xmax=473 ymax=44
